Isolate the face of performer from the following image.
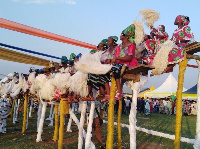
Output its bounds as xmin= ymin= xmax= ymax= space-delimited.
xmin=174 ymin=17 xmax=182 ymax=26
xmin=98 ymin=43 xmax=105 ymax=51
xmin=107 ymin=37 xmax=114 ymax=47
xmin=120 ymin=32 xmax=127 ymax=41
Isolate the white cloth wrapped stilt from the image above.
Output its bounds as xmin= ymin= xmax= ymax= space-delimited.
xmin=37 ymin=102 xmax=42 ymax=132
xmin=128 ymin=81 xmax=139 ymax=149
xmin=36 ymin=102 xmax=47 ymax=142
xmin=29 ymin=99 xmax=33 ymax=118
xmin=85 ymin=89 xmax=96 ymax=149
xmin=66 ymin=107 xmax=74 ymax=132
xmin=78 ymin=101 xmax=87 ymax=149
xmin=194 ymin=60 xmax=200 ymax=149
xmin=69 ymin=108 xmax=95 ymax=149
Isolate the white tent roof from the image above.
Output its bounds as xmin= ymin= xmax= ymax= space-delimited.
xmin=144 ymin=73 xmax=187 ymax=98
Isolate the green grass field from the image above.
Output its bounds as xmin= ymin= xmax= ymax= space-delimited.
xmin=0 ymin=107 xmax=196 ymax=149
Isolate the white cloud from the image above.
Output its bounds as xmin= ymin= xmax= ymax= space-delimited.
xmin=12 ymin=0 xmax=77 ymax=4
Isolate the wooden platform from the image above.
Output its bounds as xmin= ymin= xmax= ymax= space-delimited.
xmin=125 ymin=64 xmax=155 ymax=75
xmin=185 ymin=42 xmax=200 ymax=54
xmin=121 ymin=64 xmax=154 ymax=81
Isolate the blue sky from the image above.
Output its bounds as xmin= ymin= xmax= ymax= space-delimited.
xmin=0 ymin=0 xmax=200 ymax=89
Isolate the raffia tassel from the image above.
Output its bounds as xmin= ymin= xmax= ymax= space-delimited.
xmin=133 ymin=20 xmax=145 ymax=45
xmin=69 ymin=71 xmax=88 ymax=97
xmin=34 ymin=74 xmax=48 ymax=90
xmin=140 ymin=9 xmax=160 ymax=27
xmin=28 ymin=72 xmax=36 ymax=85
xmin=52 ymin=73 xmax=71 ymax=93
xmin=40 ymin=79 xmax=54 ymax=101
xmin=75 ymin=51 xmax=112 ymax=75
xmin=152 ymin=40 xmax=175 ymax=75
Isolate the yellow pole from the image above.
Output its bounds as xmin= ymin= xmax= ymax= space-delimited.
xmin=22 ymin=93 xmax=28 ymax=134
xmin=106 ymin=76 xmax=117 ymax=149
xmin=174 ymin=57 xmax=188 ymax=149
xmin=58 ymin=98 xmax=69 ymax=149
xmin=117 ymin=99 xmax=122 ymax=149
xmin=53 ymin=105 xmax=59 ymax=141
xmin=10 ymin=98 xmax=16 ymax=126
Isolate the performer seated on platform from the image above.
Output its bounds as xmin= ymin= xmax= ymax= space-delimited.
xmin=165 ymin=15 xmax=195 ymax=73
xmin=81 ymin=40 xmax=108 ymax=101
xmin=101 ymin=36 xmax=118 ymax=102
xmin=111 ymin=24 xmax=139 ymax=100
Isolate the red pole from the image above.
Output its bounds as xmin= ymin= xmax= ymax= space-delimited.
xmin=0 ymin=18 xmax=97 ymax=50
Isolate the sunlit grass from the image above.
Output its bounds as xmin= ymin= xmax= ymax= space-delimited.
xmin=0 ymin=107 xmax=196 ymax=149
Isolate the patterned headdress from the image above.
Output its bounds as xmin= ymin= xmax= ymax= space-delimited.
xmin=122 ymin=24 xmax=136 ymax=44
xmin=69 ymin=53 xmax=76 ymax=62
xmin=157 ymin=25 xmax=165 ymax=32
xmin=177 ymin=15 xmax=190 ymax=25
xmin=109 ymin=36 xmax=118 ymax=42
xmin=61 ymin=56 xmax=68 ymax=65
xmin=98 ymin=39 xmax=108 ymax=49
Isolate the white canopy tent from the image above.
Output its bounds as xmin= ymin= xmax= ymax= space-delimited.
xmin=144 ymin=73 xmax=187 ymax=98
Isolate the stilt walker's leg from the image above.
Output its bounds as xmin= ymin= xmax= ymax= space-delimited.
xmin=22 ymin=94 xmax=28 ymax=134
xmin=66 ymin=107 xmax=74 ymax=132
xmin=58 ymin=98 xmax=69 ymax=149
xmin=129 ymin=82 xmax=139 ymax=149
xmin=85 ymin=89 xmax=97 ymax=149
xmin=48 ymin=107 xmax=55 ymax=127
xmin=10 ymin=98 xmax=16 ymax=126
xmin=106 ymin=76 xmax=117 ymax=149
xmin=194 ymin=60 xmax=200 ymax=149
xmin=36 ymin=102 xmax=47 ymax=142
xmin=37 ymin=101 xmax=42 ymax=132
xmin=53 ymin=105 xmax=59 ymax=141
xmin=174 ymin=58 xmax=188 ymax=149
xmin=78 ymin=101 xmax=87 ymax=149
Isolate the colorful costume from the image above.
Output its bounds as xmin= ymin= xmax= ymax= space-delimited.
xmin=111 ymin=24 xmax=139 ymax=79
xmin=142 ymin=39 xmax=156 ymax=65
xmin=168 ymin=15 xmax=195 ymax=64
xmin=155 ymin=25 xmax=169 ymax=52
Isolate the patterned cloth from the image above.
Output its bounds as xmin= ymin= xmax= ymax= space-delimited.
xmin=100 ymin=47 xmax=116 ymax=63
xmin=155 ymin=25 xmax=169 ymax=52
xmin=122 ymin=24 xmax=136 ymax=44
xmin=177 ymin=15 xmax=190 ymax=26
xmin=143 ymin=39 xmax=156 ymax=65
xmin=115 ymin=43 xmax=139 ymax=68
xmin=168 ymin=25 xmax=195 ymax=64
